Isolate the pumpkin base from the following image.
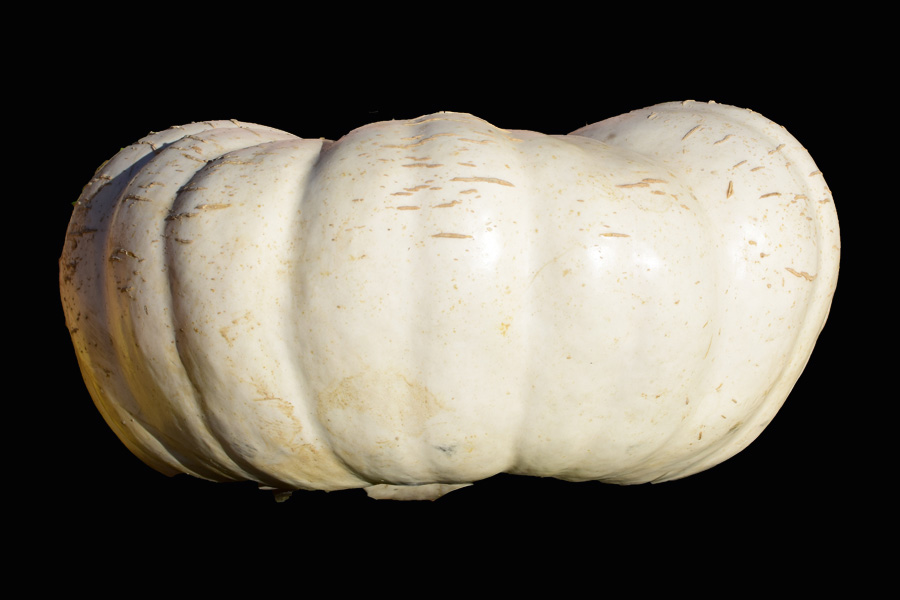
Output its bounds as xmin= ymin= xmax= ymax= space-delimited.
xmin=364 ymin=483 xmax=473 ymax=501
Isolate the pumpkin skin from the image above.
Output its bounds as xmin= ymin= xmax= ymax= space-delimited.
xmin=59 ymin=101 xmax=839 ymax=500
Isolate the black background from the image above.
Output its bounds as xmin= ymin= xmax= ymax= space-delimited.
xmin=23 ymin=6 xmax=880 ymax=587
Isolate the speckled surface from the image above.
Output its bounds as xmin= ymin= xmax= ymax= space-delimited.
xmin=60 ymin=102 xmax=839 ymax=499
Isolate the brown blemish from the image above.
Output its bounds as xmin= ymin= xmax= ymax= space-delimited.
xmin=109 ymin=248 xmax=141 ymax=262
xmin=123 ymin=194 xmax=152 ymax=203
xmin=785 ymin=267 xmax=816 ymax=281
xmin=432 ymin=233 xmax=473 ymax=239
xmin=384 ymin=133 xmax=454 ymax=148
xmin=681 ymin=125 xmax=702 ymax=141
xmin=450 ymin=177 xmax=514 ymax=187
xmin=617 ymin=178 xmax=667 ymax=189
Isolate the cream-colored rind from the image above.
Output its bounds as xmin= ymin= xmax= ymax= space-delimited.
xmin=60 ymin=104 xmax=839 ymax=499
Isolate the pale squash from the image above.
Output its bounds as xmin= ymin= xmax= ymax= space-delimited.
xmin=59 ymin=101 xmax=840 ymax=500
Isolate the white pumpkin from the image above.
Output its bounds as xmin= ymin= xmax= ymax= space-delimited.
xmin=59 ymin=101 xmax=839 ymax=500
